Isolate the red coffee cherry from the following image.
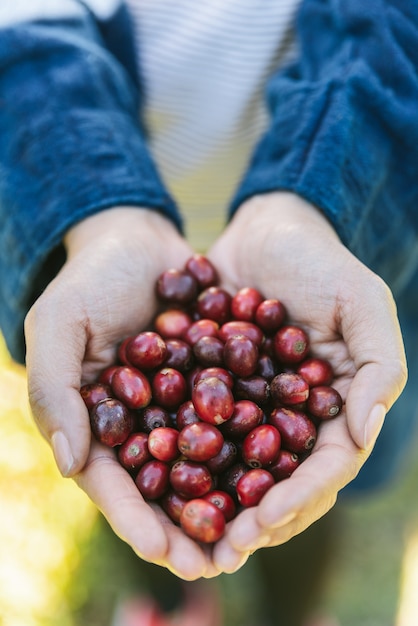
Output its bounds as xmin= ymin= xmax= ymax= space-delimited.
xmin=236 ymin=468 xmax=275 ymax=507
xmin=230 ymin=287 xmax=264 ymax=322
xmin=241 ymin=424 xmax=281 ymax=468
xmin=118 ymin=432 xmax=152 ymax=472
xmin=269 ymin=407 xmax=317 ymax=454
xmin=273 ymin=325 xmax=310 ymax=364
xmin=180 ymin=499 xmax=226 ymax=543
xmin=177 ymin=422 xmax=224 ymax=462
xmin=135 ymin=460 xmax=170 ymax=500
xmin=90 ymin=398 xmax=134 ymax=447
xmin=192 ymin=376 xmax=235 ymax=425
xmin=307 ymin=385 xmax=343 ymax=420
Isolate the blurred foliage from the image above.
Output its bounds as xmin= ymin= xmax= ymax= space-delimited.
xmin=0 ymin=336 xmax=96 ymax=626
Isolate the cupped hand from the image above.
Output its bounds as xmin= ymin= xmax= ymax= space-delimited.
xmin=24 ymin=207 xmax=219 ymax=580
xmin=207 ymin=191 xmax=408 ymax=572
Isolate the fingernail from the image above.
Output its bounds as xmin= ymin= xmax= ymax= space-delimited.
xmin=51 ymin=431 xmax=74 ymax=476
xmin=363 ymin=404 xmax=386 ymax=450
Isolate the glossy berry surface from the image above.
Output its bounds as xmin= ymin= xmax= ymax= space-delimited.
xmin=223 ymin=335 xmax=259 ymax=378
xmin=185 ymin=254 xmax=218 ymax=289
xmin=111 ymin=366 xmax=152 ymax=410
xmin=177 ymin=422 xmax=224 ymax=462
xmin=192 ymin=376 xmax=235 ymax=425
xmin=241 ymin=424 xmax=281 ymax=468
xmin=147 ymin=426 xmax=180 ymax=462
xmin=230 ymin=287 xmax=264 ymax=322
xmin=269 ymin=407 xmax=317 ymax=454
xmin=118 ymin=432 xmax=151 ymax=472
xmin=90 ymin=398 xmax=134 ymax=447
xmin=126 ymin=331 xmax=167 ymax=370
xmin=80 ymin=382 xmax=112 ymax=411
xmin=180 ymin=498 xmax=225 ymax=543
xmin=254 ymin=298 xmax=286 ymax=333
xmin=297 ymin=357 xmax=334 ymax=387
xmin=236 ymin=468 xmax=275 ymax=507
xmin=151 ymin=368 xmax=187 ymax=410
xmin=135 ymin=460 xmax=170 ymax=500
xmin=273 ymin=325 xmax=310 ymax=364
xmin=84 ymin=254 xmax=344 ymax=544
xmin=270 ymin=450 xmax=300 ymax=482
xmin=270 ymin=372 xmax=309 ymax=406
xmin=170 ymin=460 xmax=213 ymax=499
xmin=307 ymin=385 xmax=343 ymax=420
xmin=156 ymin=268 xmax=198 ymax=305
xmin=203 ymin=490 xmax=236 ymax=522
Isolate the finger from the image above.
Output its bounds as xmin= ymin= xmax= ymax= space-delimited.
xmin=25 ymin=297 xmax=92 ymax=476
xmin=148 ymin=504 xmax=219 ymax=581
xmin=339 ymin=275 xmax=407 ymax=450
xmin=219 ymin=415 xmax=367 ymax=555
xmin=75 ymin=441 xmax=170 ymax=564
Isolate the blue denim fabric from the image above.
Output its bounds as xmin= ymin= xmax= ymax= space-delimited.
xmin=0 ymin=7 xmax=181 ymax=363
xmin=230 ymin=0 xmax=418 ymax=295
xmin=341 ymin=268 xmax=418 ymax=494
xmin=228 ymin=0 xmax=418 ymax=493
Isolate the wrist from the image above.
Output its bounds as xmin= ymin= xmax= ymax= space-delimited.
xmin=64 ymin=206 xmax=185 ymax=261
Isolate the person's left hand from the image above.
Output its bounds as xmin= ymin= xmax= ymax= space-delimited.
xmin=206 ymin=191 xmax=407 ymax=573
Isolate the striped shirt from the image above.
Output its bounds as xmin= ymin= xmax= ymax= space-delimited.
xmin=0 ymin=0 xmax=301 ymax=247
xmin=126 ymin=1 xmax=300 ymax=246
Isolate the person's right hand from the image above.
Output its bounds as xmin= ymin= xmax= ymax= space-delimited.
xmin=24 ymin=207 xmax=219 ymax=581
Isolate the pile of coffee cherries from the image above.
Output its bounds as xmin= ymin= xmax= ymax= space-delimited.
xmin=81 ymin=254 xmax=343 ymax=543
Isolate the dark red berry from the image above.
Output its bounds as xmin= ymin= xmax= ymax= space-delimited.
xmin=147 ymin=426 xmax=180 ymax=462
xmin=223 ymin=335 xmax=259 ymax=378
xmin=254 ymin=299 xmax=286 ymax=333
xmin=270 ymin=450 xmax=300 ymax=481
xmin=156 ymin=268 xmax=198 ymax=305
xmin=196 ymin=286 xmax=232 ymax=324
xmin=230 ymin=287 xmax=264 ymax=322
xmin=192 ymin=376 xmax=235 ymax=425
xmin=90 ymin=398 xmax=134 ymax=447
xmin=118 ymin=432 xmax=152 ymax=472
xmin=274 ymin=325 xmax=310 ymax=364
xmin=241 ymin=424 xmax=281 ymax=468
xmin=307 ymin=385 xmax=343 ymax=420
xmin=270 ymin=372 xmax=309 ymax=406
xmin=297 ymin=357 xmax=334 ymax=387
xmin=135 ymin=460 xmax=170 ymax=500
xmin=269 ymin=407 xmax=317 ymax=454
xmin=203 ymin=490 xmax=236 ymax=522
xmin=177 ymin=422 xmax=224 ymax=462
xmin=185 ymin=254 xmax=218 ymax=289
xmin=180 ymin=498 xmax=225 ymax=543
xmin=221 ymin=400 xmax=264 ymax=439
xmin=126 ymin=331 xmax=167 ymax=370
xmin=236 ymin=469 xmax=275 ymax=507
xmin=154 ymin=308 xmax=192 ymax=339
xmin=138 ymin=405 xmax=172 ymax=433
xmin=111 ymin=366 xmax=152 ymax=410
xmin=80 ymin=382 xmax=113 ymax=411
xmin=151 ymin=368 xmax=187 ymax=410
xmin=169 ymin=460 xmax=213 ymax=499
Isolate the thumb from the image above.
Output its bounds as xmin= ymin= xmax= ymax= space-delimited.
xmin=24 ymin=300 xmax=92 ymax=477
xmin=341 ymin=279 xmax=407 ymax=451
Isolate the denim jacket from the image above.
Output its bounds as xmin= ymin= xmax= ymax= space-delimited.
xmin=0 ymin=0 xmax=417 ymax=364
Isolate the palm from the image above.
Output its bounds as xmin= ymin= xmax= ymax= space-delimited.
xmin=204 ymin=193 xmax=406 ymax=571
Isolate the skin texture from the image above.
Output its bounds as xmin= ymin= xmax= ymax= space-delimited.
xmin=24 ymin=193 xmax=407 ymax=580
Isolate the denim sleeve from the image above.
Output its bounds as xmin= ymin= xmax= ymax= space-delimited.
xmin=229 ymin=0 xmax=418 ymax=294
xmin=0 ymin=3 xmax=181 ymax=363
